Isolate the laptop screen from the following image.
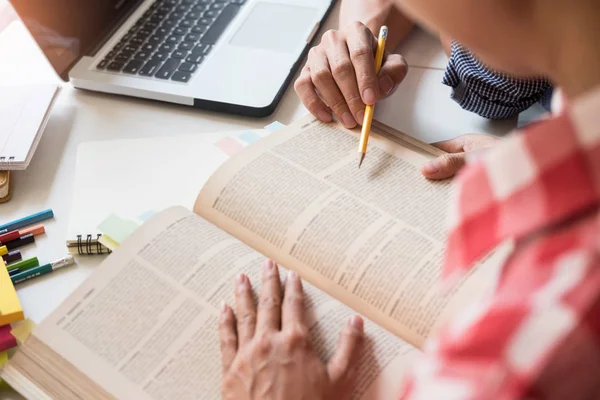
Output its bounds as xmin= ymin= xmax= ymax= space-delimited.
xmin=9 ymin=0 xmax=142 ymax=80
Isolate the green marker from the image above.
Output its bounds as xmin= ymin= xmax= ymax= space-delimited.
xmin=11 ymin=255 xmax=75 ymax=285
xmin=6 ymin=257 xmax=39 ymax=272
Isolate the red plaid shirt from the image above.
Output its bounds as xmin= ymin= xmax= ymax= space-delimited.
xmin=400 ymin=87 xmax=600 ymax=399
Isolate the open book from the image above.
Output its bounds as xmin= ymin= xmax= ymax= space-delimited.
xmin=1 ymin=116 xmax=506 ymax=399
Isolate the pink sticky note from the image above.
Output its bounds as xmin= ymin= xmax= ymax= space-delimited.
xmin=217 ymin=137 xmax=245 ymax=156
xmin=0 ymin=324 xmax=17 ymax=352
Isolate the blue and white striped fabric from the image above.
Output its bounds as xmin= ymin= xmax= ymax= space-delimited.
xmin=443 ymin=41 xmax=553 ymax=120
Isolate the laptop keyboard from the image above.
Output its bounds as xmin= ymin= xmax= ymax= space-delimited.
xmin=96 ymin=0 xmax=247 ymax=83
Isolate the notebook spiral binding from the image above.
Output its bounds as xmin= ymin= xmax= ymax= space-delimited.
xmin=76 ymin=234 xmax=112 ymax=255
xmin=0 ymin=156 xmax=14 ymax=169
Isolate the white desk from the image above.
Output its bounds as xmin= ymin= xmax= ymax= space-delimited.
xmin=0 ymin=7 xmax=519 ymax=399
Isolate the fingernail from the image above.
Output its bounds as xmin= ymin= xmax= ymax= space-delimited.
xmin=363 ymin=88 xmax=377 ymax=105
xmin=288 ymin=270 xmax=298 ymax=281
xmin=378 ymin=75 xmax=394 ymax=95
xmin=356 ymin=109 xmax=365 ymax=124
xmin=341 ymin=112 xmax=356 ymax=128
xmin=236 ymin=273 xmax=247 ymax=287
xmin=220 ymin=301 xmax=228 ymax=314
xmin=317 ymin=110 xmax=333 ymax=122
xmin=265 ymin=259 xmax=274 ymax=271
xmin=350 ymin=316 xmax=364 ymax=330
xmin=422 ymin=160 xmax=439 ymax=175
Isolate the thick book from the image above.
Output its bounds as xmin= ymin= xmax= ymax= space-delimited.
xmin=1 ymin=116 xmax=507 ymax=399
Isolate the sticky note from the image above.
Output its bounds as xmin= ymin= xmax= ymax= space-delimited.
xmin=0 ymin=266 xmax=24 ymax=326
xmin=97 ymin=214 xmax=139 ymax=244
xmin=138 ymin=209 xmax=157 ymax=222
xmin=98 ymin=234 xmax=120 ymax=251
xmin=264 ymin=121 xmax=285 ymax=132
xmin=0 ymin=325 xmax=17 ymax=352
xmin=238 ymin=131 xmax=261 ymax=144
xmin=10 ymin=318 xmax=35 ymax=345
xmin=216 ymin=137 xmax=244 ymax=156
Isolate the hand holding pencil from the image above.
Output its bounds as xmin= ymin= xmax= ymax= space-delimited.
xmin=358 ymin=26 xmax=388 ymax=168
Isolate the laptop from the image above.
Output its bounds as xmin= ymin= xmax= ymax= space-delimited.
xmin=9 ymin=0 xmax=335 ymax=117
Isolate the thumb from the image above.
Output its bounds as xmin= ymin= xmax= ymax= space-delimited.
xmin=421 ymin=153 xmax=467 ymax=180
xmin=377 ymin=53 xmax=408 ymax=99
xmin=327 ymin=316 xmax=364 ymax=384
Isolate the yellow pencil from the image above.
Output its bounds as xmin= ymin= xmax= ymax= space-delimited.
xmin=358 ymin=25 xmax=388 ymax=168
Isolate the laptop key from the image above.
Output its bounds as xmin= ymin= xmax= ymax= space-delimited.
xmin=139 ymin=59 xmax=163 ymax=76
xmin=142 ymin=43 xmax=158 ymax=52
xmin=107 ymin=61 xmax=125 ymax=71
xmin=169 ymin=11 xmax=184 ymax=20
xmin=178 ymin=41 xmax=194 ymax=51
xmin=166 ymin=35 xmax=181 ymax=44
xmin=123 ymin=45 xmax=139 ymax=53
xmin=187 ymin=11 xmax=202 ymax=19
xmin=134 ymin=51 xmax=151 ymax=60
xmin=201 ymin=4 xmax=240 ymax=44
xmin=172 ymin=50 xmax=188 ymax=59
xmin=198 ymin=17 xmax=213 ymax=25
xmin=171 ymin=71 xmax=192 ymax=83
xmin=210 ymin=3 xmax=225 ymax=9
xmin=123 ymin=60 xmax=144 ymax=74
xmin=153 ymin=52 xmax=169 ymax=61
xmin=180 ymin=20 xmax=194 ymax=29
xmin=163 ymin=19 xmax=178 ymax=28
xmin=115 ymin=53 xmax=131 ymax=62
xmin=131 ymin=36 xmax=145 ymax=46
xmin=179 ymin=62 xmax=197 ymax=72
xmin=106 ymin=50 xmax=116 ymax=58
xmin=160 ymin=43 xmax=176 ymax=52
xmin=204 ymin=10 xmax=219 ymax=18
xmin=148 ymin=35 xmax=163 ymax=43
xmin=156 ymin=27 xmax=171 ymax=37
xmin=185 ymin=33 xmax=201 ymax=42
xmin=231 ymin=0 xmax=246 ymax=3
xmin=191 ymin=25 xmax=208 ymax=34
xmin=156 ymin=58 xmax=181 ymax=79
xmin=173 ymin=27 xmax=188 ymax=36
xmin=97 ymin=59 xmax=109 ymax=69
xmin=186 ymin=54 xmax=204 ymax=64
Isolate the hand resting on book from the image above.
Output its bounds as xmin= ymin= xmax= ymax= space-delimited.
xmin=220 ymin=259 xmax=365 ymax=400
xmin=421 ymin=134 xmax=500 ymax=180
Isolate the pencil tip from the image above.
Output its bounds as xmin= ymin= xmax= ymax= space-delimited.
xmin=358 ymin=153 xmax=365 ymax=168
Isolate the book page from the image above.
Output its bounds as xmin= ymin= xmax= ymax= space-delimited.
xmin=195 ymin=116 xmax=504 ymax=348
xmin=31 ymin=207 xmax=420 ymax=400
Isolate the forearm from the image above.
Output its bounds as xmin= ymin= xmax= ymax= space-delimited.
xmin=339 ymin=0 xmax=415 ymax=49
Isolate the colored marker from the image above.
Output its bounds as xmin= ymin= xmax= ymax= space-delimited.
xmin=2 ymin=250 xmax=22 ymax=264
xmin=19 ymin=224 xmax=45 ymax=237
xmin=0 ymin=209 xmax=54 ymax=233
xmin=11 ymin=255 xmax=75 ymax=285
xmin=5 ymin=234 xmax=35 ymax=251
xmin=0 ymin=229 xmax=6 ymax=235
xmin=0 ymin=230 xmax=20 ymax=245
xmin=6 ymin=257 xmax=39 ymax=272
xmin=0 ymin=246 xmax=6 ymax=257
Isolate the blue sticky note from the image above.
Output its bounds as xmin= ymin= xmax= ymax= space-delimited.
xmin=239 ymin=131 xmax=261 ymax=144
xmin=138 ymin=209 xmax=157 ymax=222
xmin=264 ymin=121 xmax=285 ymax=132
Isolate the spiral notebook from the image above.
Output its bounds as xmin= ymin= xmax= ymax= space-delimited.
xmin=66 ymin=128 xmax=272 ymax=254
xmin=0 ymin=84 xmax=61 ymax=170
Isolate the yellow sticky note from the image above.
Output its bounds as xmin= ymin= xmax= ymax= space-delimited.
xmin=10 ymin=318 xmax=35 ymax=344
xmin=0 ymin=351 xmax=8 ymax=368
xmin=98 ymin=234 xmax=120 ymax=251
xmin=97 ymin=214 xmax=139 ymax=244
xmin=0 ymin=266 xmax=24 ymax=326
